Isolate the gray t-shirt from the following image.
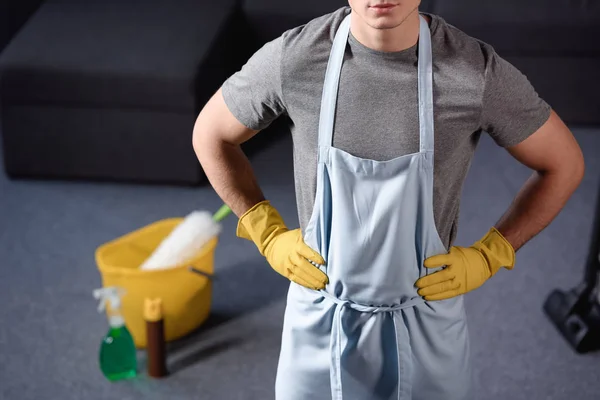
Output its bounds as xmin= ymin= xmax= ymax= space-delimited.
xmin=222 ymin=7 xmax=551 ymax=248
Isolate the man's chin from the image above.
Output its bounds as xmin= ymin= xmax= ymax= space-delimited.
xmin=367 ymin=18 xmax=404 ymax=30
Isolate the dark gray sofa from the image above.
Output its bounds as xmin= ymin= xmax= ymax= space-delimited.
xmin=0 ymin=0 xmax=598 ymax=184
xmin=0 ymin=0 xmax=245 ymax=184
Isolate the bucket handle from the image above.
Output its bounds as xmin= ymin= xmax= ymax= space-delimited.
xmin=188 ymin=267 xmax=214 ymax=279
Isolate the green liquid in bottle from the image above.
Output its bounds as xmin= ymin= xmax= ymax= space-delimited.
xmin=99 ymin=326 xmax=137 ymax=381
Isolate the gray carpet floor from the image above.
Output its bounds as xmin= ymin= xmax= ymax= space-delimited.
xmin=1 ymin=128 xmax=599 ymax=400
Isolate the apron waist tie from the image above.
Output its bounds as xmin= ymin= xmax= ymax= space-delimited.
xmin=320 ymin=291 xmax=425 ymax=400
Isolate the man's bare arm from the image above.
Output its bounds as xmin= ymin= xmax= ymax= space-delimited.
xmin=192 ymin=89 xmax=265 ymax=217
xmin=495 ymin=110 xmax=585 ymax=251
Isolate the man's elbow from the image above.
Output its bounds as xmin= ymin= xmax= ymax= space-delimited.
xmin=192 ymin=112 xmax=219 ymax=154
xmin=544 ymin=148 xmax=585 ymax=191
xmin=192 ymin=120 xmax=204 ymax=152
xmin=570 ymin=152 xmax=585 ymax=188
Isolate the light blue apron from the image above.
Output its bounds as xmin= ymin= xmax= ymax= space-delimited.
xmin=275 ymin=14 xmax=472 ymax=400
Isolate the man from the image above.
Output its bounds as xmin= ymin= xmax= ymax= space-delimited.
xmin=193 ymin=1 xmax=584 ymax=399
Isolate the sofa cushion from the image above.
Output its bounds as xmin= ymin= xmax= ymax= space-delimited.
xmin=0 ymin=0 xmax=237 ymax=112
xmin=433 ymin=0 xmax=600 ymax=56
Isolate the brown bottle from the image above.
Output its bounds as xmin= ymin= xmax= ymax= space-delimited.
xmin=144 ymin=298 xmax=168 ymax=378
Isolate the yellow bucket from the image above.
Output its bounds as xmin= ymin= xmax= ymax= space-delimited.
xmin=95 ymin=218 xmax=215 ymax=348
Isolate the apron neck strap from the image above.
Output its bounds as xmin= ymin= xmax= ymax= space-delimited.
xmin=317 ymin=13 xmax=435 ymax=154
xmin=416 ymin=14 xmax=434 ymax=154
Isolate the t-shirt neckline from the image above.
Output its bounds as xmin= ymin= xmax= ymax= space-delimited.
xmin=347 ymin=12 xmax=439 ymax=61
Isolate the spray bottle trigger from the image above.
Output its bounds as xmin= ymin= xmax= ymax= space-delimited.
xmin=93 ymin=287 xmax=127 ymax=313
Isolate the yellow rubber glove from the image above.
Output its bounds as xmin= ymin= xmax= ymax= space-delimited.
xmin=415 ymin=227 xmax=515 ymax=301
xmin=237 ymin=200 xmax=328 ymax=290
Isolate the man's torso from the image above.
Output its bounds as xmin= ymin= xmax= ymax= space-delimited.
xmin=223 ymin=7 xmax=550 ymax=247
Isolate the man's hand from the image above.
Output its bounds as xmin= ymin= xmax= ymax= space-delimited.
xmin=238 ymin=200 xmax=329 ymax=290
xmin=415 ymin=227 xmax=515 ymax=301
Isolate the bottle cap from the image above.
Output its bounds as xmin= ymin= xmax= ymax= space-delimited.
xmin=144 ymin=298 xmax=163 ymax=322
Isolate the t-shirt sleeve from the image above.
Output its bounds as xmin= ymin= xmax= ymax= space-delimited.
xmin=479 ymin=46 xmax=552 ymax=148
xmin=221 ymin=36 xmax=286 ymax=131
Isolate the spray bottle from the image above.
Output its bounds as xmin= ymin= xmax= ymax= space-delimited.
xmin=93 ymin=287 xmax=137 ymax=381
